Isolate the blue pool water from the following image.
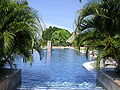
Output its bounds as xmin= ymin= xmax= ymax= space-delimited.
xmin=15 ymin=49 xmax=103 ymax=90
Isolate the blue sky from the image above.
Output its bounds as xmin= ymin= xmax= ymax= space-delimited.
xmin=28 ymin=0 xmax=89 ymax=32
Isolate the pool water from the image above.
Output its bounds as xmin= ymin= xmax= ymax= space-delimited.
xmin=15 ymin=49 xmax=103 ymax=90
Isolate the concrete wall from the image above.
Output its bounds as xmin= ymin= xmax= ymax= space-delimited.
xmin=97 ymin=69 xmax=120 ymax=90
xmin=0 ymin=69 xmax=21 ymax=90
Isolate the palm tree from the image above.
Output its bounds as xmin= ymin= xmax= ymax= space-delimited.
xmin=0 ymin=0 xmax=43 ymax=68
xmin=76 ymin=0 xmax=120 ymax=70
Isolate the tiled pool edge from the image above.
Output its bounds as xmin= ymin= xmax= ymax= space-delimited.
xmin=0 ymin=69 xmax=21 ymax=90
xmin=97 ymin=69 xmax=120 ymax=90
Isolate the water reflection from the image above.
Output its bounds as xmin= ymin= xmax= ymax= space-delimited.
xmin=16 ymin=49 xmax=104 ymax=89
xmin=46 ymin=51 xmax=51 ymax=67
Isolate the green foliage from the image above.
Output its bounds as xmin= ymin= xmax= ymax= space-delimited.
xmin=76 ymin=0 xmax=120 ymax=70
xmin=42 ymin=26 xmax=57 ymax=41
xmin=0 ymin=0 xmax=43 ymax=69
xmin=42 ymin=26 xmax=71 ymax=46
xmin=51 ymin=30 xmax=70 ymax=46
xmin=42 ymin=26 xmax=59 ymax=45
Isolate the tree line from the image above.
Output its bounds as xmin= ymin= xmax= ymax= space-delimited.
xmin=42 ymin=26 xmax=71 ymax=46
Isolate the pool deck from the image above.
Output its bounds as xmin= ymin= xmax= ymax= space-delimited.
xmin=83 ymin=61 xmax=96 ymax=71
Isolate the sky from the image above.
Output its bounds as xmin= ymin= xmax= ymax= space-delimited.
xmin=28 ymin=0 xmax=89 ymax=32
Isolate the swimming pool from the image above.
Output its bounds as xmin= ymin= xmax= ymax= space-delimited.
xmin=16 ymin=49 xmax=103 ymax=90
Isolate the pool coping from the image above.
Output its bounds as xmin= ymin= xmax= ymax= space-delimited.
xmin=97 ymin=69 xmax=120 ymax=90
xmin=0 ymin=69 xmax=21 ymax=90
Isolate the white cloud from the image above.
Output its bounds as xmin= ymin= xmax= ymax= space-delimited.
xmin=45 ymin=23 xmax=74 ymax=32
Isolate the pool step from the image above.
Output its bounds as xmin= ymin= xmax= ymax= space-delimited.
xmin=17 ymin=86 xmax=105 ymax=90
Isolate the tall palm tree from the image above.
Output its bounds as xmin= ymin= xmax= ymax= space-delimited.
xmin=76 ymin=0 xmax=120 ymax=70
xmin=0 ymin=0 xmax=43 ymax=68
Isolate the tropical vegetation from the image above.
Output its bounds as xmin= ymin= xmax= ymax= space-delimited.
xmin=42 ymin=26 xmax=71 ymax=46
xmin=42 ymin=26 xmax=58 ymax=42
xmin=0 ymin=0 xmax=43 ymax=69
xmin=76 ymin=0 xmax=120 ymax=70
xmin=51 ymin=29 xmax=70 ymax=46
